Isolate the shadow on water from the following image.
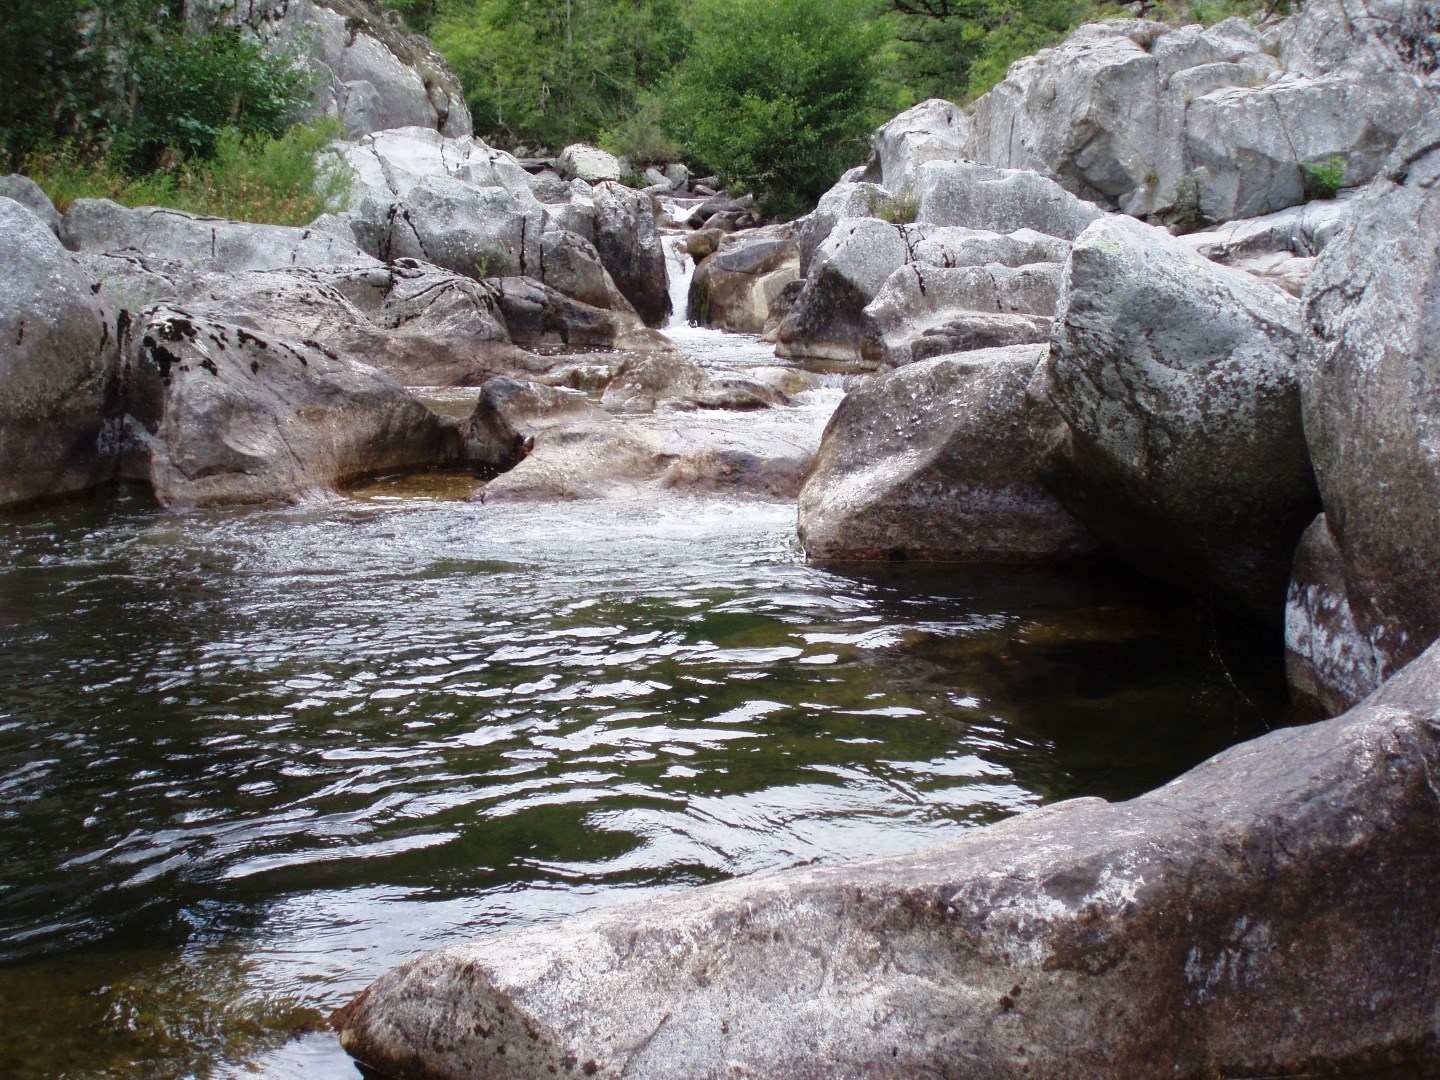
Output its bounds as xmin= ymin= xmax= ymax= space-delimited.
xmin=0 ymin=487 xmax=1290 ymax=1077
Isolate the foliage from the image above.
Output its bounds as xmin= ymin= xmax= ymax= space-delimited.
xmin=121 ymin=26 xmax=317 ymax=172
xmin=1300 ymin=155 xmax=1346 ymax=201
xmin=663 ymin=0 xmax=888 ymax=217
xmin=24 ymin=120 xmax=351 ymax=226
xmin=430 ymin=0 xmax=691 ymax=149
xmin=598 ymin=101 xmax=684 ymax=168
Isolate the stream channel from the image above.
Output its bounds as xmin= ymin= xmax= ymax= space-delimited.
xmin=0 ymin=226 xmax=1289 ymax=1077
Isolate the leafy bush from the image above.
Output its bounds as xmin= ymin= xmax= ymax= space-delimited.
xmin=25 ymin=119 xmax=351 ymax=226
xmin=665 ymin=0 xmax=887 ymax=217
xmin=121 ymin=27 xmax=316 ymax=172
xmin=599 ymin=102 xmax=684 ymax=168
xmin=1300 ymin=155 xmax=1346 ymax=201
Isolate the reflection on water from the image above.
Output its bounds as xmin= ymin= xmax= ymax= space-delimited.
xmin=0 ymin=485 xmax=1287 ymax=1077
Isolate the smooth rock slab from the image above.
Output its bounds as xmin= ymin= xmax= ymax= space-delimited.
xmin=338 ymin=638 xmax=1440 ymax=1078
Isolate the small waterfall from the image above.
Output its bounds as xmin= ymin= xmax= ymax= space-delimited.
xmin=662 ymin=231 xmax=693 ymax=330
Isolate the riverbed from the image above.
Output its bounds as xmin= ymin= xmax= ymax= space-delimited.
xmin=0 ymin=250 xmax=1288 ymax=1077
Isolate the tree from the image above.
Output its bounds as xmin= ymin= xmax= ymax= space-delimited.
xmin=664 ymin=0 xmax=887 ymax=216
xmin=431 ymin=0 xmax=689 ymax=148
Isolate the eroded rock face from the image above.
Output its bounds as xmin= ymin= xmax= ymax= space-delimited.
xmin=0 ymin=199 xmax=119 ymax=508
xmin=964 ymin=5 xmax=1433 ymax=223
xmin=185 ymin=0 xmax=472 ymax=138
xmin=556 ymin=145 xmax=625 ymax=184
xmin=913 ymin=161 xmax=1106 ymax=239
xmin=0 ymin=174 xmax=61 ymax=234
xmin=1040 ymin=214 xmax=1316 ymax=623
xmin=798 ymin=345 xmax=1097 ymax=562
xmin=1298 ymin=119 xmax=1440 ymax=704
xmin=118 ymin=304 xmax=452 ymax=508
xmin=338 ymin=637 xmax=1440 ymax=1079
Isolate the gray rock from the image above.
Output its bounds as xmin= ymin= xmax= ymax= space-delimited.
xmin=861 ymin=97 xmax=970 ymax=195
xmin=118 ymin=304 xmax=451 ymax=509
xmin=1040 ymin=214 xmax=1316 ymax=622
xmin=591 ymin=182 xmax=670 ymax=326
xmin=796 ymin=181 xmax=894 ymax=275
xmin=61 ymin=200 xmax=378 ymax=273
xmin=689 ymin=236 xmax=800 ymax=334
xmin=338 ymin=636 xmax=1440 ymax=1079
xmin=185 ymin=0 xmax=471 ymax=138
xmin=0 ymin=199 xmax=118 ymax=508
xmin=961 ymin=7 xmax=1431 ymax=223
xmin=1285 ymin=513 xmax=1380 ymax=720
xmin=487 ymin=277 xmax=651 ymax=354
xmin=556 ymin=144 xmax=624 ymax=184
xmin=601 ymin=353 xmax=783 ymax=413
xmin=772 ymin=218 xmax=910 ymax=365
xmin=913 ymin=161 xmax=1106 ymax=239
xmin=0 ymin=174 xmax=61 ymax=234
xmin=462 ymin=377 xmax=602 ymax=474
xmin=662 ymin=163 xmax=690 ymax=189
xmin=1298 ymin=118 xmax=1440 ymax=702
xmin=799 ymin=345 xmax=1097 ymax=562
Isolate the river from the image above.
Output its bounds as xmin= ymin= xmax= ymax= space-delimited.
xmin=0 ymin=230 xmax=1287 ymax=1077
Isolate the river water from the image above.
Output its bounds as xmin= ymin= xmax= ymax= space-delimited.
xmin=0 ymin=235 xmax=1287 ymax=1077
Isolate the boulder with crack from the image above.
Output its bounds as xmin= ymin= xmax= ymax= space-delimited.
xmin=798 ymin=344 xmax=1097 ymax=562
xmin=337 ymin=635 xmax=1440 ymax=1079
xmin=688 ymin=229 xmax=800 ymax=335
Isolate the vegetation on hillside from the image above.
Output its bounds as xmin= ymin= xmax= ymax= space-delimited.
xmin=0 ymin=0 xmax=342 ymax=223
xmin=1 ymin=0 xmax=1293 ymax=223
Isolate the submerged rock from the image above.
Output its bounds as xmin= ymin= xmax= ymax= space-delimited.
xmin=0 ymin=198 xmax=119 ymax=508
xmin=798 ymin=345 xmax=1097 ymax=562
xmin=1038 ymin=214 xmax=1316 ymax=623
xmin=338 ymin=636 xmax=1440 ymax=1078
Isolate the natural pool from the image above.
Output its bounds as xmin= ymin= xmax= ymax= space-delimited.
xmin=0 ymin=475 xmax=1287 ymax=1077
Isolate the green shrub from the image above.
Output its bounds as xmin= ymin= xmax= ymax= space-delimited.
xmin=599 ymin=102 xmax=684 ymax=168
xmin=665 ymin=0 xmax=887 ymax=218
xmin=25 ymin=119 xmax=351 ymax=226
xmin=1300 ymin=155 xmax=1345 ymax=201
xmin=121 ymin=26 xmax=316 ymax=172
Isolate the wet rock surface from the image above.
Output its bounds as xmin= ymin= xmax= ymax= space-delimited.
xmin=338 ymin=637 xmax=1440 ymax=1079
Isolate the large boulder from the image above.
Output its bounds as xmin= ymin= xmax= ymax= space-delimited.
xmin=185 ymin=0 xmax=471 ymax=138
xmin=590 ymin=182 xmax=670 ymax=327
xmin=117 ymin=304 xmax=453 ymax=508
xmin=556 ymin=145 xmax=624 ymax=184
xmin=914 ymin=160 xmax=1107 ymax=239
xmin=861 ymin=228 xmax=1068 ymax=367
xmin=860 ymin=97 xmax=970 ymax=195
xmin=338 ymin=636 xmax=1440 ymax=1079
xmin=963 ymin=7 xmax=1432 ymax=223
xmin=1038 ymin=214 xmax=1316 ymax=623
xmin=798 ymin=345 xmax=1097 ymax=562
xmin=688 ymin=233 xmax=800 ymax=335
xmin=1296 ymin=119 xmax=1440 ymax=709
xmin=0 ymin=199 xmax=119 ymax=508
xmin=61 ymin=199 xmax=377 ymax=273
xmin=0 ymin=174 xmax=61 ymax=234
xmin=1176 ymin=196 xmax=1355 ymax=296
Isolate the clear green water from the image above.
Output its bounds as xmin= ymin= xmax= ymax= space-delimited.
xmin=0 ymin=477 xmax=1288 ymax=1078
